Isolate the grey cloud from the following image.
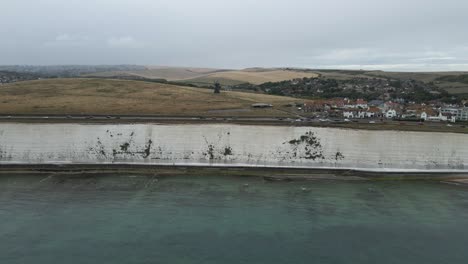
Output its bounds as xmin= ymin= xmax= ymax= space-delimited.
xmin=1 ymin=0 xmax=468 ymax=71
xmin=43 ymin=34 xmax=91 ymax=47
xmin=107 ymin=37 xmax=146 ymax=49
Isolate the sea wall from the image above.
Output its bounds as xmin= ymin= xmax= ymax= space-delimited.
xmin=0 ymin=123 xmax=467 ymax=172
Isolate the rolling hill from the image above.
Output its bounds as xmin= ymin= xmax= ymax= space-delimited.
xmin=180 ymin=68 xmax=320 ymax=86
xmin=0 ymin=78 xmax=298 ymax=116
xmin=63 ymin=66 xmax=468 ymax=97
xmin=313 ymin=69 xmax=468 ymax=95
xmin=87 ymin=67 xmax=320 ymax=86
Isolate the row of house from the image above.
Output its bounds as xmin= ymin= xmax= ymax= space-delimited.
xmin=303 ymin=98 xmax=468 ymax=122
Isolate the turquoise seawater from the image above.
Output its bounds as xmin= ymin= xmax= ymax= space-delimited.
xmin=1 ymin=175 xmax=468 ymax=264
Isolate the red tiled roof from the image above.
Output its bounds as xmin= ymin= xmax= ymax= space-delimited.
xmin=367 ymin=107 xmax=381 ymax=113
xmin=356 ymin=99 xmax=368 ymax=105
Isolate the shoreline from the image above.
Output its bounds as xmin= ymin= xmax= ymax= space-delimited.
xmin=1 ymin=164 xmax=467 ymax=182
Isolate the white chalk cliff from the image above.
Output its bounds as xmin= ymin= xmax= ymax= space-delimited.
xmin=0 ymin=123 xmax=467 ymax=172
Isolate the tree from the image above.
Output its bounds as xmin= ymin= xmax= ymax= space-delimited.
xmin=213 ymin=81 xmax=221 ymax=94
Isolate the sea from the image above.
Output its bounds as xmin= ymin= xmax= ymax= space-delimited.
xmin=1 ymin=174 xmax=468 ymax=264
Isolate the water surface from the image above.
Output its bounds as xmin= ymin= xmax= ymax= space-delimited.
xmin=1 ymin=175 xmax=468 ymax=264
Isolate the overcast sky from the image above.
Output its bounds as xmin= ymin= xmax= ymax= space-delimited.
xmin=2 ymin=0 xmax=468 ymax=71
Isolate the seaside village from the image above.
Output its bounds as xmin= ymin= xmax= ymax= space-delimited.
xmin=295 ymin=98 xmax=468 ymax=123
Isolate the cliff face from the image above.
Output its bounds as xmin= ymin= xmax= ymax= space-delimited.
xmin=0 ymin=123 xmax=467 ymax=172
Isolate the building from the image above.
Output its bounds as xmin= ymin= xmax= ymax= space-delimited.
xmin=357 ymin=111 xmax=366 ymax=119
xmin=420 ymin=112 xmax=428 ymax=120
xmin=343 ymin=98 xmax=355 ymax=109
xmin=385 ymin=109 xmax=397 ymax=119
xmin=343 ymin=111 xmax=354 ymax=119
xmin=368 ymin=100 xmax=384 ymax=107
xmin=355 ymin=99 xmax=368 ymax=109
xmin=457 ymin=108 xmax=468 ymax=121
xmin=366 ymin=107 xmax=382 ymax=118
xmin=420 ymin=108 xmax=438 ymax=121
xmin=440 ymin=107 xmax=468 ymax=122
xmin=441 ymin=107 xmax=459 ymax=116
xmin=427 ymin=112 xmax=448 ymax=122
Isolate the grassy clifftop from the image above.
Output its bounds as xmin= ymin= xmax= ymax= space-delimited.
xmin=0 ymin=78 xmax=297 ymax=116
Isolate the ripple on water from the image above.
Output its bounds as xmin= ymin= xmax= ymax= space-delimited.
xmin=1 ymin=175 xmax=468 ymax=264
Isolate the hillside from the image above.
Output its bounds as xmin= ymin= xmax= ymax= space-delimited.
xmin=114 ymin=66 xmax=227 ymax=81
xmin=181 ymin=68 xmax=320 ymax=86
xmin=0 ymin=65 xmax=145 ymax=78
xmin=88 ymin=67 xmax=320 ymax=86
xmin=86 ymin=66 xmax=226 ymax=81
xmin=80 ymin=66 xmax=468 ymax=95
xmin=0 ymin=78 xmax=298 ymax=116
xmin=313 ymin=69 xmax=468 ymax=95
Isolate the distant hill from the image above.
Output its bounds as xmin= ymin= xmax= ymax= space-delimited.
xmin=312 ymin=69 xmax=468 ymax=95
xmin=88 ymin=67 xmax=320 ymax=86
xmin=0 ymin=65 xmax=145 ymax=78
xmin=4 ymin=65 xmax=467 ymax=96
xmin=435 ymin=74 xmax=468 ymax=84
xmin=181 ymin=68 xmax=320 ymax=86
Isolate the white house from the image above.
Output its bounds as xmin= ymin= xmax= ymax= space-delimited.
xmin=421 ymin=112 xmax=428 ymax=121
xmin=357 ymin=111 xmax=366 ymax=119
xmin=428 ymin=112 xmax=448 ymax=122
xmin=343 ymin=111 xmax=354 ymax=119
xmin=385 ymin=109 xmax=397 ymax=119
xmin=365 ymin=111 xmax=376 ymax=118
xmin=355 ymin=99 xmax=368 ymax=109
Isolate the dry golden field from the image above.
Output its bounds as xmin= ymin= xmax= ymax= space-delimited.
xmin=127 ymin=67 xmax=225 ymax=81
xmin=88 ymin=67 xmax=319 ymax=85
xmin=184 ymin=69 xmax=320 ymax=85
xmin=0 ymin=78 xmax=298 ymax=116
xmin=86 ymin=67 xmax=225 ymax=81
